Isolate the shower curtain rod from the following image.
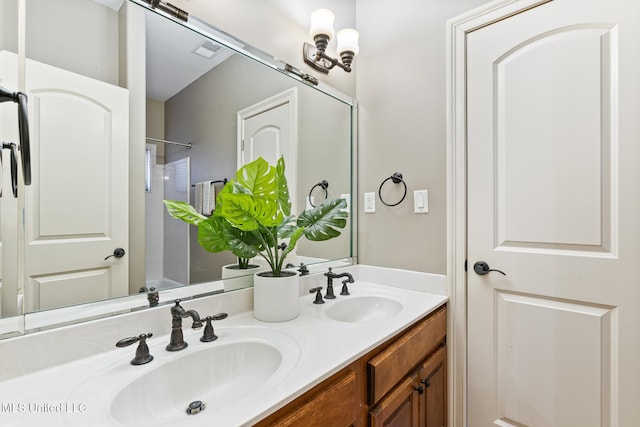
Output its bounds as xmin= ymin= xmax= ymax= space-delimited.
xmin=145 ymin=136 xmax=192 ymax=149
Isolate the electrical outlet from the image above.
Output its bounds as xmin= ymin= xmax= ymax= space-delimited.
xmin=364 ymin=192 xmax=376 ymax=213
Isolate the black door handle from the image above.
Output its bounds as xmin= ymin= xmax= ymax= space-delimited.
xmin=105 ymin=248 xmax=126 ymax=260
xmin=0 ymin=86 xmax=31 ymax=186
xmin=473 ymin=261 xmax=506 ymax=276
xmin=1 ymin=142 xmax=18 ymax=198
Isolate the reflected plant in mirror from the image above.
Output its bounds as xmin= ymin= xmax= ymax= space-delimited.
xmin=164 ymin=156 xmax=348 ymax=279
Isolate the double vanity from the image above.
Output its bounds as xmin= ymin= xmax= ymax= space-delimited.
xmin=0 ymin=265 xmax=447 ymax=426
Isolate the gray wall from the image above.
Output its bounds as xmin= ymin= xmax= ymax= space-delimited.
xmin=355 ymin=0 xmax=492 ymax=274
xmin=172 ymin=0 xmax=492 ymax=275
xmin=169 ymin=0 xmax=356 ymax=97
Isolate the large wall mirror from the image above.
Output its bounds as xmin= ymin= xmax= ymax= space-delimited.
xmin=0 ymin=0 xmax=355 ymax=337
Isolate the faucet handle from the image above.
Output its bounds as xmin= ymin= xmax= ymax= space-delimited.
xmin=297 ymin=263 xmax=309 ymax=276
xmin=340 ymin=279 xmax=352 ymax=296
xmin=200 ymin=313 xmax=228 ymax=342
xmin=310 ymin=287 xmax=325 ymax=304
xmin=116 ymin=333 xmax=154 ymax=365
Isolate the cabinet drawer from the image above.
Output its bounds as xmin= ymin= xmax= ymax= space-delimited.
xmin=368 ymin=306 xmax=446 ymax=404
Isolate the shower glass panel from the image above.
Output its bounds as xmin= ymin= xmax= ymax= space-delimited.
xmin=145 ymin=150 xmax=190 ymax=290
xmin=161 ymin=157 xmax=190 ymax=287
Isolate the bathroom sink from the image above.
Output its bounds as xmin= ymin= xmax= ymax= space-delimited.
xmin=69 ymin=326 xmax=299 ymax=427
xmin=110 ymin=340 xmax=284 ymax=426
xmin=325 ymin=296 xmax=403 ymax=323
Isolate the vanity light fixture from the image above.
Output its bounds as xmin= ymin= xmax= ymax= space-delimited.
xmin=303 ymin=9 xmax=359 ymax=74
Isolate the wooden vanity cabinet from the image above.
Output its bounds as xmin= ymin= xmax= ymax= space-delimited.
xmin=254 ymin=305 xmax=447 ymax=427
xmin=369 ymin=345 xmax=447 ymax=427
xmin=368 ymin=306 xmax=447 ymax=427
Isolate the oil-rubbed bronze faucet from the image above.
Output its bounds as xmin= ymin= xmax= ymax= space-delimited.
xmin=325 ymin=267 xmax=355 ymax=296
xmin=166 ymin=300 xmax=203 ymax=351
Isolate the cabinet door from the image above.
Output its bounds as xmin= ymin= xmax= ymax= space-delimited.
xmin=420 ymin=346 xmax=446 ymax=427
xmin=255 ymin=366 xmax=360 ymax=427
xmin=370 ymin=374 xmax=420 ymax=427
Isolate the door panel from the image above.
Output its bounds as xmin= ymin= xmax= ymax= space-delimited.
xmin=238 ymin=88 xmax=297 ymax=213
xmin=494 ymin=292 xmax=615 ymax=426
xmin=495 ymin=25 xmax=616 ymax=253
xmin=24 ymin=58 xmax=129 ymax=311
xmin=466 ymin=0 xmax=639 ymax=425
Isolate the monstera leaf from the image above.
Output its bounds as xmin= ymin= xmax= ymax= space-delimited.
xmin=163 ymin=200 xmax=207 ymax=226
xmin=298 ymin=198 xmax=348 ymax=241
xmin=217 ymin=190 xmax=281 ymax=231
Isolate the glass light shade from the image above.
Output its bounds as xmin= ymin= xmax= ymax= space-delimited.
xmin=309 ymin=9 xmax=335 ymax=39
xmin=336 ymin=29 xmax=360 ymax=56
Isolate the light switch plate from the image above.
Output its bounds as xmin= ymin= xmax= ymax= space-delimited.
xmin=340 ymin=193 xmax=351 ymax=213
xmin=414 ymin=190 xmax=428 ymax=214
xmin=364 ymin=192 xmax=376 ymax=213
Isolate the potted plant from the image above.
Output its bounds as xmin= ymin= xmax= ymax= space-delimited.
xmin=164 ymin=156 xmax=348 ymax=321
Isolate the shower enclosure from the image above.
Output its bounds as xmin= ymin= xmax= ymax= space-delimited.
xmin=144 ymin=145 xmax=190 ymax=290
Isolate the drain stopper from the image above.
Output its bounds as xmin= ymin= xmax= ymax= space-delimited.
xmin=186 ymin=400 xmax=206 ymax=415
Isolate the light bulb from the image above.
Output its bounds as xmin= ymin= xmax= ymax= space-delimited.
xmin=309 ymin=9 xmax=335 ymax=40
xmin=336 ymin=29 xmax=359 ymax=56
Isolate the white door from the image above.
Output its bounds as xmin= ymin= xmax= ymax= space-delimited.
xmin=238 ymin=88 xmax=297 ymax=212
xmin=466 ymin=0 xmax=640 ymax=425
xmin=0 ymin=50 xmax=20 ymax=317
xmin=23 ymin=58 xmax=129 ymax=311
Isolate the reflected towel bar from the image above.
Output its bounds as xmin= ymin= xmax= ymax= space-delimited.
xmin=146 ymin=137 xmax=192 ymax=149
xmin=191 ymin=179 xmax=228 ymax=188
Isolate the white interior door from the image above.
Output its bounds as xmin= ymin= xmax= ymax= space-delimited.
xmin=0 ymin=50 xmax=20 ymax=317
xmin=238 ymin=88 xmax=297 ymax=213
xmin=466 ymin=0 xmax=640 ymax=425
xmin=23 ymin=58 xmax=129 ymax=311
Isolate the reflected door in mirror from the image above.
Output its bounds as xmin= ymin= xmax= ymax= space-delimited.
xmin=23 ymin=57 xmax=129 ymax=312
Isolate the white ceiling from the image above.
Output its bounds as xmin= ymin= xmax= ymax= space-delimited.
xmin=145 ymin=10 xmax=234 ymax=101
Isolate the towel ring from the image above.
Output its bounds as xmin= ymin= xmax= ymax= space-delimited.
xmin=378 ymin=172 xmax=407 ymax=207
xmin=308 ymin=179 xmax=329 ymax=207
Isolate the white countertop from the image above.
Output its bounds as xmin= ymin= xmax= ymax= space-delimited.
xmin=0 ymin=266 xmax=447 ymax=427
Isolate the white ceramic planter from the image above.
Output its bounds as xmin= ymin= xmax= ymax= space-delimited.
xmin=221 ymin=264 xmax=261 ymax=291
xmin=253 ymin=271 xmax=300 ymax=322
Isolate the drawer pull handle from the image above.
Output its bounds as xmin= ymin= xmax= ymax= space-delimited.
xmin=421 ymin=379 xmax=431 ymax=388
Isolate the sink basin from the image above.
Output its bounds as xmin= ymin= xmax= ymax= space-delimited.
xmin=110 ymin=340 xmax=283 ymax=426
xmin=67 ymin=326 xmax=300 ymax=427
xmin=325 ymin=296 xmax=403 ymax=323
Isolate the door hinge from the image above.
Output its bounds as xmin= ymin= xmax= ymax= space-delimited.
xmin=241 ymin=139 xmax=245 ymax=151
xmin=464 ymin=259 xmax=467 ymax=272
